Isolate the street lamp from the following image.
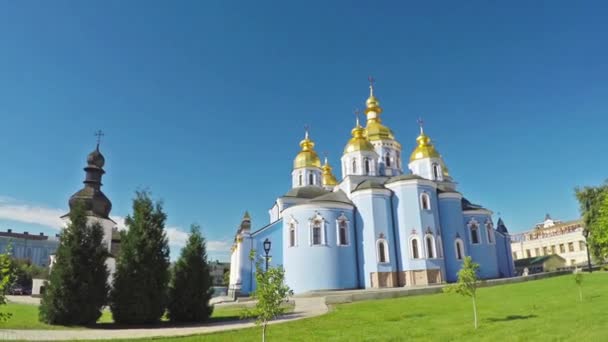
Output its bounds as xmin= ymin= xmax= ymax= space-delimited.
xmin=263 ymin=238 xmax=272 ymax=272
xmin=582 ymin=229 xmax=592 ymax=273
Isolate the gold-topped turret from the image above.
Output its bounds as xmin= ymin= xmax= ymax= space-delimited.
xmin=410 ymin=119 xmax=441 ymax=162
xmin=364 ymin=77 xmax=395 ymax=141
xmin=293 ymin=127 xmax=322 ymax=169
xmin=344 ymin=112 xmax=375 ymax=154
xmin=321 ymin=156 xmax=338 ymax=187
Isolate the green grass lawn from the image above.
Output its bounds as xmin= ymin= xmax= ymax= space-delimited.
xmin=87 ymin=272 xmax=608 ymax=341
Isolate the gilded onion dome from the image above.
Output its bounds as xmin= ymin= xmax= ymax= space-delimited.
xmin=410 ymin=127 xmax=441 ymax=162
xmin=321 ymin=157 xmax=338 ymax=187
xmin=293 ymin=129 xmax=321 ymax=169
xmin=364 ymin=81 xmax=395 ymax=141
xmin=344 ymin=116 xmax=375 ymax=154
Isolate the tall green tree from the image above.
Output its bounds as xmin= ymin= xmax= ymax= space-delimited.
xmin=242 ymin=253 xmax=292 ymax=342
xmin=0 ymin=248 xmax=14 ymax=322
xmin=444 ymin=256 xmax=480 ymax=329
xmin=167 ymin=224 xmax=214 ymax=322
xmin=39 ymin=202 xmax=109 ymax=325
xmin=110 ymin=191 xmax=170 ymax=324
xmin=575 ymin=181 xmax=608 ymax=261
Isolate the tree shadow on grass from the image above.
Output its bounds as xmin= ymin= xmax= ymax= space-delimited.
xmin=85 ymin=315 xmax=246 ymax=330
xmin=485 ymin=314 xmax=537 ymax=322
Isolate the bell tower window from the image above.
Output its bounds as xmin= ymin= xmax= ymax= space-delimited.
xmin=308 ymin=173 xmax=314 ymax=185
xmin=352 ymin=159 xmax=357 ymax=173
xmin=364 ymin=159 xmax=371 ymax=174
xmin=385 ymin=153 xmax=391 ymax=167
xmin=298 ymin=174 xmax=303 ymax=186
xmin=432 ymin=163 xmax=440 ymax=180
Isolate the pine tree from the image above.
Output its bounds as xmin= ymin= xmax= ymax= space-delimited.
xmin=167 ymin=224 xmax=214 ymax=322
xmin=110 ymin=191 xmax=170 ymax=324
xmin=39 ymin=202 xmax=109 ymax=325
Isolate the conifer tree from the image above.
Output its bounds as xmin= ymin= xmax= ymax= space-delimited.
xmin=167 ymin=224 xmax=214 ymax=322
xmin=110 ymin=191 xmax=170 ymax=324
xmin=39 ymin=202 xmax=109 ymax=325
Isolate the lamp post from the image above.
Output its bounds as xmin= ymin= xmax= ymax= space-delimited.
xmin=582 ymin=229 xmax=592 ymax=273
xmin=263 ymin=238 xmax=271 ymax=272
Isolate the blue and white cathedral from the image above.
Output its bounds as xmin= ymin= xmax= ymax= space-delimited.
xmin=228 ymin=82 xmax=515 ymax=295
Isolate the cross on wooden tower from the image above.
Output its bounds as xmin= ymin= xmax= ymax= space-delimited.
xmin=94 ymin=130 xmax=104 ymax=148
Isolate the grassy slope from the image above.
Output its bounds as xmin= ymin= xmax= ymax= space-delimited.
xmin=98 ymin=272 xmax=608 ymax=341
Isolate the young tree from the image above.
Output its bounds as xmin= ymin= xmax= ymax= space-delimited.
xmin=574 ymin=268 xmax=584 ymax=302
xmin=243 ymin=252 xmax=292 ymax=342
xmin=39 ymin=202 xmax=109 ymax=325
xmin=110 ymin=191 xmax=170 ymax=324
xmin=0 ymin=248 xmax=14 ymax=322
xmin=444 ymin=256 xmax=480 ymax=329
xmin=167 ymin=224 xmax=214 ymax=322
xmin=575 ymin=182 xmax=608 ymax=262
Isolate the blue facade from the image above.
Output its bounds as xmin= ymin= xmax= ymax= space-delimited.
xmin=228 ymin=84 xmax=515 ymax=295
xmin=0 ymin=232 xmax=59 ymax=267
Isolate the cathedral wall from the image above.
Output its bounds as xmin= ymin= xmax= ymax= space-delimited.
xmin=463 ymin=213 xmax=500 ymax=279
xmin=250 ymin=220 xmax=284 ymax=293
xmin=351 ymin=189 xmax=396 ymax=289
xmin=495 ymin=232 xmax=515 ymax=277
xmin=281 ymin=204 xmax=357 ymax=293
xmin=438 ymin=194 xmax=467 ymax=282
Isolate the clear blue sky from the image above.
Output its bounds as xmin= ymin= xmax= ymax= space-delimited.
xmin=0 ymin=1 xmax=606 ymax=261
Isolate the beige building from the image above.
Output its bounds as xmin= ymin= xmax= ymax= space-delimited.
xmin=510 ymin=215 xmax=588 ymax=267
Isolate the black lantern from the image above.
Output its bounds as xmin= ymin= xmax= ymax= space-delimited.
xmin=263 ymin=238 xmax=271 ymax=272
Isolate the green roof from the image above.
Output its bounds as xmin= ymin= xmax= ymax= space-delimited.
xmin=283 ymin=186 xmax=329 ymax=199
xmin=353 ymin=180 xmax=386 ymax=192
xmin=514 ymin=255 xmax=565 ymax=267
xmin=385 ymin=174 xmax=425 ymax=184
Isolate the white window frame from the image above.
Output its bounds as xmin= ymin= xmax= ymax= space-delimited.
xmin=409 ymin=236 xmax=421 ymax=259
xmin=298 ymin=173 xmax=303 ymax=186
xmin=364 ymin=158 xmax=371 ymax=175
xmin=454 ymin=238 xmax=465 ymax=260
xmin=468 ymin=218 xmax=481 ymax=245
xmin=485 ymin=220 xmax=495 ymax=245
xmin=420 ymin=192 xmax=431 ymax=211
xmin=288 ymin=217 xmax=298 ymax=247
xmin=336 ymin=215 xmax=349 ymax=246
xmin=309 ymin=213 xmax=326 ymax=246
xmin=352 ymin=158 xmax=357 ymax=174
xmin=308 ymin=173 xmax=314 ymax=185
xmin=385 ymin=153 xmax=391 ymax=167
xmin=436 ymin=235 xmax=444 ymax=258
xmin=376 ymin=238 xmax=389 ymax=263
xmin=425 ymin=234 xmax=436 ymax=259
xmin=432 ymin=163 xmax=441 ymax=180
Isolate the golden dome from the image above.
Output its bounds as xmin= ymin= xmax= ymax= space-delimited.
xmin=409 ymin=130 xmax=441 ymax=162
xmin=293 ymin=130 xmax=321 ymax=169
xmin=321 ymin=157 xmax=338 ymax=187
xmin=344 ymin=117 xmax=375 ymax=154
xmin=363 ymin=79 xmax=395 ymax=141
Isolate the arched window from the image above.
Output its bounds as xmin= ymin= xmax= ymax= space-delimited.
xmin=337 ymin=219 xmax=348 ymax=246
xmin=308 ymin=173 xmax=314 ymax=185
xmin=420 ymin=193 xmax=431 ymax=210
xmin=385 ymin=153 xmax=391 ymax=167
xmin=454 ymin=238 xmax=464 ymax=260
xmin=288 ymin=221 xmax=297 ymax=247
xmin=411 ymin=238 xmax=420 ymax=259
xmin=298 ymin=174 xmax=303 ymax=186
xmin=310 ymin=214 xmax=325 ymax=246
xmin=364 ymin=159 xmax=371 ymax=174
xmin=469 ymin=221 xmax=480 ymax=244
xmin=486 ymin=222 xmax=495 ymax=244
xmin=352 ymin=159 xmax=357 ymax=173
xmin=425 ymin=235 xmax=435 ymax=258
xmin=377 ymin=239 xmax=389 ymax=263
xmin=436 ymin=236 xmax=444 ymax=258
xmin=432 ymin=163 xmax=440 ymax=180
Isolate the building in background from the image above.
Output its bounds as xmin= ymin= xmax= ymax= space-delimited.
xmin=209 ymin=261 xmax=230 ymax=286
xmin=514 ymin=254 xmax=567 ymax=275
xmin=510 ymin=214 xmax=587 ymax=268
xmin=0 ymin=229 xmax=59 ymax=267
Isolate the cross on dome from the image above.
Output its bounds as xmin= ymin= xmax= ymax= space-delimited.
xmin=417 ymin=118 xmax=424 ymax=134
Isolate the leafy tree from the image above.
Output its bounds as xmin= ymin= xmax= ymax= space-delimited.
xmin=575 ymin=182 xmax=608 ymax=262
xmin=39 ymin=202 xmax=109 ymax=325
xmin=167 ymin=224 xmax=214 ymax=322
xmin=0 ymin=248 xmax=14 ymax=322
xmin=110 ymin=191 xmax=170 ymax=324
xmin=574 ymin=268 xmax=584 ymax=302
xmin=444 ymin=256 xmax=480 ymax=329
xmin=242 ymin=252 xmax=292 ymax=342
xmin=223 ymin=268 xmax=230 ymax=287
xmin=11 ymin=259 xmax=49 ymax=290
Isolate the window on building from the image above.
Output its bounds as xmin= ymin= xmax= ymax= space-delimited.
xmin=308 ymin=173 xmax=314 ymax=185
xmin=352 ymin=159 xmax=357 ymax=173
xmin=526 ymin=249 xmax=531 ymax=258
xmin=289 ymin=222 xmax=296 ymax=247
xmin=310 ymin=217 xmax=324 ymax=246
xmin=486 ymin=223 xmax=494 ymax=244
xmin=551 ymin=245 xmax=556 ymax=254
xmin=455 ymin=239 xmax=464 ymax=260
xmin=579 ymin=241 xmax=586 ymax=251
xmin=298 ymin=174 xmax=303 ymax=186
xmin=364 ymin=159 xmax=371 ymax=174
xmin=425 ymin=235 xmax=435 ymax=258
xmin=377 ymin=239 xmax=389 ymax=263
xmin=385 ymin=153 xmax=391 ymax=167
xmin=432 ymin=163 xmax=440 ymax=180
xmin=411 ymin=238 xmax=420 ymax=259
xmin=559 ymin=244 xmax=565 ymax=253
xmin=338 ymin=220 xmax=348 ymax=246
xmin=570 ymin=259 xmax=576 ymax=266
xmin=568 ymin=242 xmax=575 ymax=252
xmin=535 ymin=248 xmax=540 ymax=256
xmin=542 ymin=246 xmax=548 ymax=255
xmin=436 ymin=236 xmax=443 ymax=258
xmin=420 ymin=193 xmax=431 ymax=210
xmin=470 ymin=223 xmax=480 ymax=244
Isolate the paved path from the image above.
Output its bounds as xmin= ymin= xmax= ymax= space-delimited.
xmin=0 ymin=297 xmax=328 ymax=341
